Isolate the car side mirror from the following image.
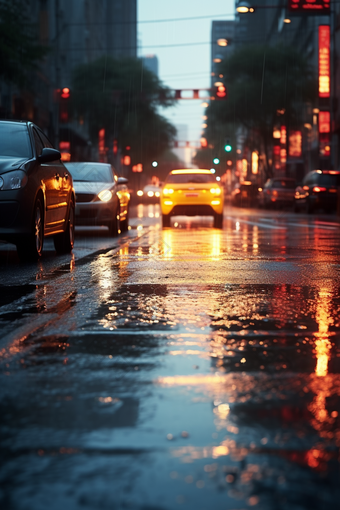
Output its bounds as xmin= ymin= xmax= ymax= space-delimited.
xmin=117 ymin=176 xmax=128 ymax=185
xmin=38 ymin=148 xmax=61 ymax=163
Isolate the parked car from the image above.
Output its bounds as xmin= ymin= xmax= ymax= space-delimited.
xmin=294 ymin=169 xmax=340 ymax=213
xmin=136 ymin=184 xmax=161 ymax=203
xmin=258 ymin=178 xmax=296 ymax=209
xmin=161 ymin=169 xmax=224 ymax=228
xmin=231 ymin=181 xmax=258 ymax=207
xmin=0 ymin=120 xmax=75 ymax=261
xmin=64 ymin=162 xmax=129 ymax=234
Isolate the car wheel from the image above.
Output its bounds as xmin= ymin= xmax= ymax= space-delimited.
xmin=54 ymin=199 xmax=75 ymax=254
xmin=108 ymin=204 xmax=120 ymax=236
xmin=120 ymin=206 xmax=129 ymax=232
xmin=162 ymin=213 xmax=171 ymax=227
xmin=213 ymin=213 xmax=223 ymax=229
xmin=16 ymin=198 xmax=44 ymax=262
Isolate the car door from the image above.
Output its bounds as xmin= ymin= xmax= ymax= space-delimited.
xmin=37 ymin=128 xmax=68 ymax=228
xmin=32 ymin=127 xmax=57 ymax=228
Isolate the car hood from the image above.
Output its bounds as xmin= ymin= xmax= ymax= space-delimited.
xmin=73 ymin=181 xmax=115 ymax=195
xmin=0 ymin=157 xmax=29 ymax=174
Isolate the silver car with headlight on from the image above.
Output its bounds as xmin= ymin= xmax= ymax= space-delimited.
xmin=0 ymin=120 xmax=75 ymax=261
xmin=64 ymin=162 xmax=130 ymax=235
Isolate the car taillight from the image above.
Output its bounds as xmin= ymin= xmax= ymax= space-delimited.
xmin=313 ymin=186 xmax=327 ymax=192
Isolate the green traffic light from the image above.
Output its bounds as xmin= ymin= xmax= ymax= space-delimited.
xmin=213 ymin=157 xmax=220 ymax=164
xmin=224 ymin=144 xmax=232 ymax=152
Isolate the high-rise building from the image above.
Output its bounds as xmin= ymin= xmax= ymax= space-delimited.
xmin=142 ymin=55 xmax=159 ymax=77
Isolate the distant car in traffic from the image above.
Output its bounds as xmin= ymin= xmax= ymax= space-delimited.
xmin=161 ymin=169 xmax=224 ymax=228
xmin=258 ymin=178 xmax=296 ymax=209
xmin=64 ymin=162 xmax=129 ymax=235
xmin=136 ymin=184 xmax=161 ymax=203
xmin=231 ymin=181 xmax=259 ymax=207
xmin=0 ymin=120 xmax=75 ymax=261
xmin=294 ymin=169 xmax=340 ymax=213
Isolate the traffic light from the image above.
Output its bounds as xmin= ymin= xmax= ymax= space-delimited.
xmin=213 ymin=84 xmax=227 ymax=100
xmin=59 ymin=87 xmax=71 ymax=123
xmin=61 ymin=87 xmax=70 ymax=99
xmin=213 ymin=157 xmax=220 ymax=165
xmin=224 ymin=139 xmax=232 ymax=152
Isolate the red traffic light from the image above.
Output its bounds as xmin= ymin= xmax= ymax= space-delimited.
xmin=216 ymin=85 xmax=227 ymax=99
xmin=61 ymin=87 xmax=70 ymax=99
xmin=212 ymin=84 xmax=227 ymax=100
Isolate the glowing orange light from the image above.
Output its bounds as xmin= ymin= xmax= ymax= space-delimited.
xmin=319 ymin=26 xmax=330 ymax=98
xmin=60 ymin=152 xmax=71 ymax=161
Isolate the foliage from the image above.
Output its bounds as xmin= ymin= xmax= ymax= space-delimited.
xmin=71 ymin=57 xmax=177 ymax=169
xmin=198 ymin=44 xmax=317 ymax=178
xmin=0 ymin=0 xmax=49 ymax=87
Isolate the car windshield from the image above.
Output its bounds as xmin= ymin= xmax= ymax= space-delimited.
xmin=65 ymin=163 xmax=114 ymax=183
xmin=0 ymin=123 xmax=32 ymax=158
xmin=272 ymin=180 xmax=296 ymax=189
xmin=166 ymin=173 xmax=216 ymax=184
xmin=319 ymin=173 xmax=340 ymax=186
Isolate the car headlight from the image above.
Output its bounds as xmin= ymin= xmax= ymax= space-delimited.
xmin=137 ymin=190 xmax=143 ymax=196
xmin=98 ymin=189 xmax=113 ymax=202
xmin=0 ymin=170 xmax=28 ymax=190
xmin=163 ymin=188 xmax=174 ymax=195
xmin=147 ymin=191 xmax=154 ymax=197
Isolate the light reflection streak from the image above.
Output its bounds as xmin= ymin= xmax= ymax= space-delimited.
xmin=308 ymin=286 xmax=336 ymax=445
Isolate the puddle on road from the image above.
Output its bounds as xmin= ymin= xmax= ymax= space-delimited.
xmin=1 ymin=223 xmax=340 ymax=509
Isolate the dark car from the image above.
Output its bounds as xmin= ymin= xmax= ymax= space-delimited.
xmin=231 ymin=181 xmax=258 ymax=207
xmin=0 ymin=120 xmax=75 ymax=261
xmin=294 ymin=169 xmax=340 ymax=213
xmin=258 ymin=178 xmax=296 ymax=209
xmin=64 ymin=162 xmax=130 ymax=235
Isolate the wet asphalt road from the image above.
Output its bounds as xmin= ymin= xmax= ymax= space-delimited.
xmin=1 ymin=204 xmax=340 ymax=510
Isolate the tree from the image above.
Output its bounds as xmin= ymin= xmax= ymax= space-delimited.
xmin=199 ymin=44 xmax=317 ymax=179
xmin=71 ymin=56 xmax=177 ymax=171
xmin=0 ymin=0 xmax=49 ymax=87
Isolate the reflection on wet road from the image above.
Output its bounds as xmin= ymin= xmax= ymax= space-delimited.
xmin=1 ymin=206 xmax=340 ymax=509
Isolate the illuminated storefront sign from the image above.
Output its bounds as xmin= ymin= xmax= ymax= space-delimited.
xmin=289 ymin=131 xmax=302 ymax=158
xmin=288 ymin=0 xmax=330 ymax=14
xmin=280 ymin=126 xmax=286 ymax=145
xmin=319 ymin=111 xmax=331 ymax=157
xmin=319 ymin=111 xmax=330 ymax=133
xmin=319 ymin=25 xmax=330 ymax=98
xmin=251 ymin=152 xmax=258 ymax=174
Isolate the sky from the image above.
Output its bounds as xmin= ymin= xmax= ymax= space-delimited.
xmin=137 ymin=0 xmax=235 ymax=151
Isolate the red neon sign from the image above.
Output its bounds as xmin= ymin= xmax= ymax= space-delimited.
xmin=319 ymin=25 xmax=330 ymax=98
xmin=319 ymin=111 xmax=330 ymax=133
xmin=288 ymin=0 xmax=330 ymax=14
xmin=289 ymin=131 xmax=302 ymax=158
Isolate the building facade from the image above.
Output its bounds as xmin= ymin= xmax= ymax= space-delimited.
xmin=0 ymin=0 xmax=137 ymax=159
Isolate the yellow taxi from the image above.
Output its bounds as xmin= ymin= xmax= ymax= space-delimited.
xmin=161 ymin=169 xmax=224 ymax=228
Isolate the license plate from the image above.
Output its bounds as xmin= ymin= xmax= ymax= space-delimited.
xmin=185 ymin=193 xmax=199 ymax=197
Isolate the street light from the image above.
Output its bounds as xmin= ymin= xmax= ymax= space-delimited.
xmin=236 ymin=2 xmax=255 ymax=13
xmin=217 ymin=38 xmax=228 ymax=47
